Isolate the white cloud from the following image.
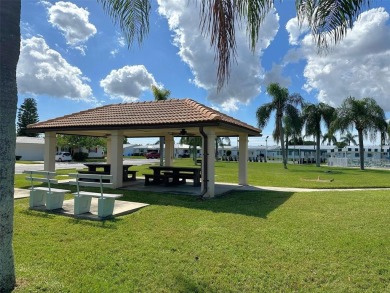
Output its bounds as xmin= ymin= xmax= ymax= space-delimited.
xmin=263 ymin=63 xmax=291 ymax=88
xmin=110 ymin=34 xmax=126 ymax=57
xmin=158 ymin=1 xmax=280 ymax=111
xmin=100 ymin=65 xmax=157 ymax=102
xmin=285 ymin=8 xmax=390 ymax=110
xmin=17 ymin=36 xmax=94 ymax=101
xmin=47 ymin=1 xmax=96 ymax=53
xmin=285 ymin=17 xmax=309 ymax=45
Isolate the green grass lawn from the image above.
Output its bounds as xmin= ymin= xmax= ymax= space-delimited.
xmin=13 ymin=161 xmax=390 ymax=292
xmin=171 ymin=159 xmax=390 ymax=189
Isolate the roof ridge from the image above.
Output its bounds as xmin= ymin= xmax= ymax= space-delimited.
xmin=184 ymin=99 xmax=221 ymax=120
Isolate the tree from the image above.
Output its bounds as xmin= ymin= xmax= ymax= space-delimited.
xmin=331 ymin=97 xmax=387 ymax=170
xmin=57 ymin=135 xmax=106 ymax=151
xmin=180 ymin=136 xmax=202 ymax=162
xmin=201 ymin=0 xmax=372 ymax=88
xmin=0 ymin=0 xmax=150 ymax=290
xmin=302 ymin=102 xmax=335 ymax=167
xmin=17 ymin=98 xmax=39 ymax=137
xmin=284 ymin=113 xmax=303 ymax=163
xmin=151 ymin=85 xmax=170 ymax=101
xmin=340 ymin=131 xmax=358 ymax=146
xmin=0 ymin=0 xmax=21 ymax=290
xmin=321 ymin=132 xmax=337 ymax=145
xmin=215 ymin=136 xmax=231 ymax=159
xmin=151 ymin=85 xmax=170 ymax=165
xmin=256 ymin=83 xmax=303 ymax=169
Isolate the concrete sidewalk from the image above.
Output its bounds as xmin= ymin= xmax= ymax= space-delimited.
xmin=14 ymin=188 xmax=30 ymax=199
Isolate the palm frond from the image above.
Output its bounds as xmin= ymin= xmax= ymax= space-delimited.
xmin=200 ymin=0 xmax=273 ymax=89
xmin=200 ymin=0 xmax=237 ymax=88
xmin=97 ymin=0 xmax=151 ymax=46
xmin=256 ymin=102 xmax=273 ymax=128
xmin=296 ymin=0 xmax=370 ymax=51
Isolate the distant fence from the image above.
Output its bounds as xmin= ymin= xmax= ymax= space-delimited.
xmin=328 ymin=157 xmax=390 ymax=169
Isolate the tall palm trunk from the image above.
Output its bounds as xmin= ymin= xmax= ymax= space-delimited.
xmin=358 ymin=129 xmax=365 ymax=170
xmin=0 ymin=0 xmax=20 ymax=290
xmin=279 ymin=117 xmax=287 ymax=169
xmin=316 ymin=132 xmax=321 ymax=167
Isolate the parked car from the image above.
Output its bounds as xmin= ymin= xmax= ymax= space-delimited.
xmin=55 ymin=152 xmax=72 ymax=162
xmin=178 ymin=153 xmax=190 ymax=158
xmin=145 ymin=151 xmax=160 ymax=159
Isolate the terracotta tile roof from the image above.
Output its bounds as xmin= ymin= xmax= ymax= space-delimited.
xmin=28 ymin=98 xmax=260 ymax=134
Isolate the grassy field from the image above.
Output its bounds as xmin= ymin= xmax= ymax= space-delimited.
xmin=12 ymin=161 xmax=390 ymax=292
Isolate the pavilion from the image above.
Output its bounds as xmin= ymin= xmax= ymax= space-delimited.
xmin=27 ymin=99 xmax=261 ymax=197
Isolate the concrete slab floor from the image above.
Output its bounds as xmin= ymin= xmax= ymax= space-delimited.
xmin=30 ymin=198 xmax=149 ymax=221
xmin=120 ymin=178 xmax=242 ymax=196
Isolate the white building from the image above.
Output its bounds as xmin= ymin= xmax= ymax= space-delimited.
xmin=327 ymin=145 xmax=390 ymax=167
xmin=16 ymin=136 xmax=105 ymax=161
xmin=15 ymin=136 xmax=45 ymax=161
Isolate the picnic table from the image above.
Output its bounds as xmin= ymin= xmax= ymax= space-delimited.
xmin=81 ymin=163 xmax=137 ymax=181
xmin=145 ymin=166 xmax=201 ymax=187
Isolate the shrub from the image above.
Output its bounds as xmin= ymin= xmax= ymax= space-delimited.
xmin=72 ymin=152 xmax=89 ymax=162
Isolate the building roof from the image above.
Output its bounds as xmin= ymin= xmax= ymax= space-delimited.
xmin=16 ymin=136 xmax=45 ymax=144
xmin=27 ymin=99 xmax=261 ymax=137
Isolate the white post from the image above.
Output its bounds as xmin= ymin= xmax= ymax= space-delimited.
xmin=110 ymin=131 xmax=123 ymax=188
xmin=202 ymin=128 xmax=216 ymax=198
xmin=238 ymin=134 xmax=248 ymax=185
xmin=164 ymin=135 xmax=174 ymax=166
xmin=44 ymin=132 xmax=56 ymax=171
xmin=106 ymin=136 xmax=112 ymax=164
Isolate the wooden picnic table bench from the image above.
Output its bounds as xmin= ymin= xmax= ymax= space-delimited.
xmin=68 ymin=173 xmax=123 ymax=218
xmin=24 ymin=170 xmax=70 ymax=210
xmin=145 ymin=166 xmax=201 ymax=187
xmin=82 ymin=163 xmax=138 ymax=181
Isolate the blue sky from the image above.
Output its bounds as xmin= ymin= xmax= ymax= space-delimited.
xmin=18 ymin=1 xmax=390 ymax=146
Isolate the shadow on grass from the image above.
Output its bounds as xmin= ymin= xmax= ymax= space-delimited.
xmin=17 ymin=183 xmax=293 ymax=220
xmin=67 ymin=217 xmax=123 ymax=229
xmin=173 ymin=274 xmax=218 ymax=293
xmin=121 ymin=189 xmax=293 ymax=219
xmin=20 ymin=209 xmax=57 ymax=219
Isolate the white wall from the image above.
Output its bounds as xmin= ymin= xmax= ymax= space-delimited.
xmin=15 ymin=142 xmax=44 ymax=161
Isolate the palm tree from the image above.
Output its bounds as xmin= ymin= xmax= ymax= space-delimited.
xmin=256 ymin=83 xmax=303 ymax=169
xmin=180 ymin=136 xmax=202 ymax=162
xmin=284 ymin=112 xmax=303 ymax=163
xmin=340 ymin=131 xmax=358 ymax=146
xmin=302 ymin=102 xmax=335 ymax=167
xmin=151 ymin=85 xmax=170 ymax=101
xmin=215 ymin=136 xmax=231 ymax=159
xmin=200 ymin=1 xmax=371 ymax=88
xmin=331 ymin=97 xmax=387 ymax=170
xmin=0 ymin=1 xmax=20 ymax=289
xmin=151 ymin=85 xmax=171 ymax=165
xmin=0 ymin=0 xmax=150 ymax=290
xmin=321 ymin=132 xmax=337 ymax=146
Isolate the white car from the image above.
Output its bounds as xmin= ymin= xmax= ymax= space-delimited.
xmin=55 ymin=152 xmax=72 ymax=162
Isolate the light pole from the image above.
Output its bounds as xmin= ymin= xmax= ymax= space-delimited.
xmin=265 ymin=136 xmax=269 ymax=162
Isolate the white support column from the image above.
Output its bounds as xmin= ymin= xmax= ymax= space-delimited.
xmin=202 ymin=128 xmax=216 ymax=198
xmin=44 ymin=132 xmax=56 ymax=171
xmin=164 ymin=135 xmax=174 ymax=166
xmin=110 ymin=131 xmax=123 ymax=188
xmin=106 ymin=136 xmax=112 ymax=164
xmin=238 ymin=134 xmax=248 ymax=185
